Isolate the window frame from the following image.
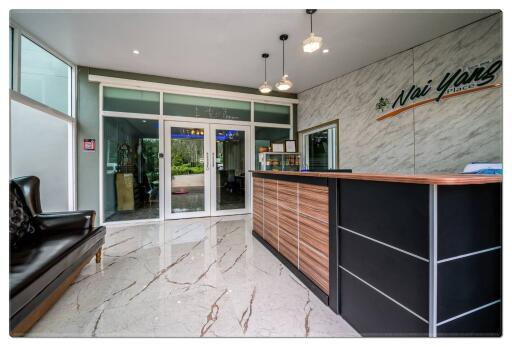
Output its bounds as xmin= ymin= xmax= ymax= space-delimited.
xmin=299 ymin=119 xmax=340 ymax=170
xmin=9 ymin=20 xmax=77 ymax=210
xmin=96 ymin=79 xmax=297 ymax=225
xmin=10 ymin=20 xmax=76 ymax=118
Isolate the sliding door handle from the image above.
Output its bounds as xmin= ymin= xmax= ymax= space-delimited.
xmin=206 ymin=152 xmax=209 ymax=170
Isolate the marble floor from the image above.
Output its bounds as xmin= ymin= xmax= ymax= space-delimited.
xmin=27 ymin=214 xmax=359 ymax=337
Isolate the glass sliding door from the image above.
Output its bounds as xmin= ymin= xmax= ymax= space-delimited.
xmin=164 ymin=122 xmax=250 ymax=218
xmin=164 ymin=121 xmax=210 ymax=219
xmin=103 ymin=117 xmax=160 ymax=222
xmin=210 ymin=125 xmax=250 ymax=215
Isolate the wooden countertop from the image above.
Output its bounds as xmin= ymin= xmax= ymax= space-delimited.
xmin=251 ymin=170 xmax=502 ymax=185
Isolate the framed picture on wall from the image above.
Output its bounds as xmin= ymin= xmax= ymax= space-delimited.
xmin=271 ymin=142 xmax=284 ymax=153
xmin=285 ymin=140 xmax=296 ymax=153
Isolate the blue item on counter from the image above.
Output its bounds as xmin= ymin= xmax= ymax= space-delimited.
xmin=462 ymin=162 xmax=502 ymax=175
xmin=464 ymin=168 xmax=503 ymax=175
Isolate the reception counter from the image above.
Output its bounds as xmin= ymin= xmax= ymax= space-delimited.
xmin=251 ymin=170 xmax=502 ymax=337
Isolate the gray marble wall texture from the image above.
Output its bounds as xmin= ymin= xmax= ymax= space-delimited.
xmin=297 ymin=14 xmax=502 ymax=173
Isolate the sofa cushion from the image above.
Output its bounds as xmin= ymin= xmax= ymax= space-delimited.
xmin=9 ymin=182 xmax=37 ymax=250
xmin=9 ymin=226 xmax=106 ymax=317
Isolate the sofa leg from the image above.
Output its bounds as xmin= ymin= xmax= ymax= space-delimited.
xmin=95 ymin=248 xmax=102 ymax=263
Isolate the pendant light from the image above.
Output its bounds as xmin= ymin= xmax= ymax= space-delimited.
xmin=259 ymin=53 xmax=272 ymax=94
xmin=303 ymin=9 xmax=323 ymax=53
xmin=275 ymin=34 xmax=293 ymax=91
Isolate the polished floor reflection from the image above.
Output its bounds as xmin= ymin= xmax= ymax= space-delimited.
xmin=27 ymin=215 xmax=358 ymax=337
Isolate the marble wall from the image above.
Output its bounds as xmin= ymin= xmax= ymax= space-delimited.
xmin=298 ymin=14 xmax=502 ymax=173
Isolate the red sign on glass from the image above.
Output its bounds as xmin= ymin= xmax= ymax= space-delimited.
xmin=83 ymin=138 xmax=96 ymax=151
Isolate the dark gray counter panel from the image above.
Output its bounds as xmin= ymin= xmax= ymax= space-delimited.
xmin=438 ymin=184 xmax=502 ymax=259
xmin=340 ymin=269 xmax=428 ymax=336
xmin=339 ymin=228 xmax=429 ymax=319
xmin=339 ymin=180 xmax=429 ymax=258
xmin=337 ymin=179 xmax=502 ymax=337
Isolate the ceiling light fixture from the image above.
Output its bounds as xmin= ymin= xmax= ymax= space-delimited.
xmin=323 ymin=48 xmax=329 ymax=54
xmin=275 ymin=34 xmax=293 ymax=91
xmin=303 ymin=9 xmax=323 ymax=53
xmin=132 ymin=49 xmax=140 ymax=55
xmin=259 ymin=53 xmax=272 ymax=94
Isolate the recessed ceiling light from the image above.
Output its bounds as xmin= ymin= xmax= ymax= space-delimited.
xmin=323 ymin=48 xmax=329 ymax=54
xmin=132 ymin=49 xmax=140 ymax=55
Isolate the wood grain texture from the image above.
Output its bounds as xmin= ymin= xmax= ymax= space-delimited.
xmin=252 ymin=171 xmax=502 ymax=185
xmin=278 ymin=206 xmax=298 ymax=266
xmin=263 ymin=198 xmax=279 ymax=250
xmin=253 ymin=196 xmax=264 ymax=237
xmin=277 ymin=180 xmax=298 ymax=211
xmin=253 ymin=177 xmax=264 ymax=237
xmin=299 ymin=241 xmax=329 ymax=294
xmin=299 ymin=183 xmax=329 ymax=222
xmin=253 ymin=177 xmax=264 ymax=200
xmin=252 ymin=175 xmax=331 ymax=295
xmin=299 ymin=214 xmax=329 ymax=257
xmin=263 ymin=178 xmax=278 ymax=203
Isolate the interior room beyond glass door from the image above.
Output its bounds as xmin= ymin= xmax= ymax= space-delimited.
xmin=302 ymin=125 xmax=337 ymax=171
xmin=210 ymin=125 xmax=250 ymax=216
xmin=164 ymin=121 xmax=210 ymax=219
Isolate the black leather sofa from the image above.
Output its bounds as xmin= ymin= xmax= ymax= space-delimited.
xmin=9 ymin=176 xmax=106 ymax=336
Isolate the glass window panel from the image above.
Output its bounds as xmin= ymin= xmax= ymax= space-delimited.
xmin=20 ymin=36 xmax=72 ymax=115
xmin=9 ymin=27 xmax=13 ymax=89
xmin=306 ymin=129 xmax=330 ymax=171
xmin=215 ymin=129 xmax=246 ymax=210
xmin=254 ymin=103 xmax=290 ymax=124
xmin=103 ymin=87 xmax=160 ymax=114
xmin=170 ymin=126 xmax=206 ymax=213
xmin=103 ymin=117 xmax=160 ymax=221
xmin=255 ymin=127 xmax=290 ymax=169
xmin=163 ymin=93 xmax=250 ymax=121
xmin=10 ymin=99 xmax=70 ymax=211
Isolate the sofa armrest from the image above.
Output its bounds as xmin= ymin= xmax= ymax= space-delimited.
xmin=33 ymin=210 xmax=96 ymax=232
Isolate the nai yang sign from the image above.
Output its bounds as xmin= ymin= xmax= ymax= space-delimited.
xmin=376 ymin=59 xmax=502 ymax=121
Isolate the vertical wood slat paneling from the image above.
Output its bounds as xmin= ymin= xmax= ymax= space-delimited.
xmin=263 ymin=179 xmax=279 ymax=250
xmin=299 ymin=214 xmax=329 ymax=256
xmin=253 ymin=177 xmax=330 ymax=294
xmin=299 ymin=183 xmax=329 ymax=222
xmin=299 ymin=241 xmax=330 ymax=293
xmin=278 ymin=181 xmax=299 ymax=266
xmin=253 ymin=177 xmax=264 ymax=237
xmin=298 ymin=183 xmax=330 ymax=293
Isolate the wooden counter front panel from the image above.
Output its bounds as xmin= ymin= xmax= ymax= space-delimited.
xmin=299 ymin=183 xmax=329 ymax=222
xmin=277 ymin=181 xmax=298 ymax=211
xmin=298 ymin=183 xmax=330 ymax=293
xmin=278 ymin=181 xmax=299 ymax=266
xmin=252 ymin=178 xmax=264 ymax=237
xmin=263 ymin=179 xmax=279 ymax=250
xmin=299 ymin=241 xmax=329 ymax=293
xmin=299 ymin=214 xmax=329 ymax=256
xmin=252 ymin=176 xmax=330 ymax=295
xmin=277 ymin=181 xmax=299 ymax=267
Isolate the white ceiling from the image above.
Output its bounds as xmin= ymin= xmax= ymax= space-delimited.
xmin=10 ymin=9 xmax=498 ymax=93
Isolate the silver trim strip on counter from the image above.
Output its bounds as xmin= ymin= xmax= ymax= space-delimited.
xmin=437 ymin=246 xmax=502 ymax=264
xmin=436 ymin=300 xmax=501 ymax=327
xmin=338 ymin=226 xmax=429 ymax=263
xmin=340 ymin=265 xmax=429 ymax=324
xmin=429 ymin=184 xmax=438 ymax=337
